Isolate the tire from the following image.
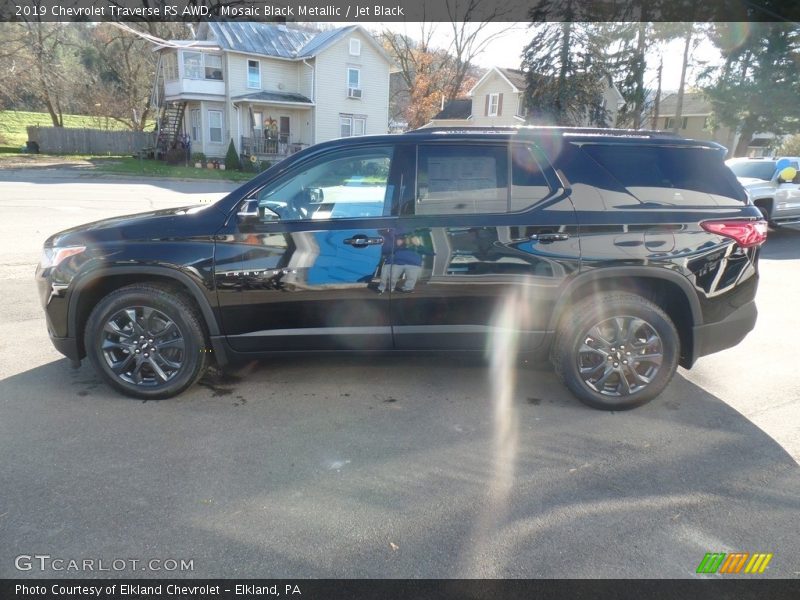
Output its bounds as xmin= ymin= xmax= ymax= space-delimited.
xmin=755 ymin=203 xmax=779 ymax=228
xmin=84 ymin=284 xmax=209 ymax=399
xmin=552 ymin=293 xmax=679 ymax=410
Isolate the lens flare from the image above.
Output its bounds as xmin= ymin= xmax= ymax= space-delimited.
xmin=714 ymin=22 xmax=751 ymax=54
xmin=460 ymin=281 xmax=539 ymax=575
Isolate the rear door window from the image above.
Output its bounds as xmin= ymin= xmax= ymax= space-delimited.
xmin=416 ymin=144 xmax=508 ymax=215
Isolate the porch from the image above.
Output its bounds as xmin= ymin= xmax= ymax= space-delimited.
xmin=234 ymin=91 xmax=314 ymax=161
xmin=240 ymin=135 xmax=308 ymax=160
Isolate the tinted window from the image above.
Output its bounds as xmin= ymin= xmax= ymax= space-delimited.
xmin=728 ymin=160 xmax=776 ymax=181
xmin=416 ymin=145 xmax=508 ymax=215
xmin=583 ymin=145 xmax=746 ymax=202
xmin=254 ymin=146 xmax=394 ymax=221
xmin=511 ymin=144 xmax=553 ymax=211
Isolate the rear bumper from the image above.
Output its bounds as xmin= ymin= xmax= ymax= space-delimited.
xmin=692 ymin=300 xmax=757 ymax=361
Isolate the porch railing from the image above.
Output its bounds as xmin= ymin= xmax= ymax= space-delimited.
xmin=241 ymin=136 xmax=307 ymax=157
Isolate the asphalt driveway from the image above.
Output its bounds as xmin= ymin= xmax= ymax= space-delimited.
xmin=0 ymin=169 xmax=798 ymax=578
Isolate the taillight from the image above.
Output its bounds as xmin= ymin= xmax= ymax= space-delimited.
xmin=700 ymin=220 xmax=768 ymax=248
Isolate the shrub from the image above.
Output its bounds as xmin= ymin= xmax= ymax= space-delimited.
xmin=260 ymin=160 xmax=272 ymax=172
xmin=225 ymin=139 xmax=240 ymax=171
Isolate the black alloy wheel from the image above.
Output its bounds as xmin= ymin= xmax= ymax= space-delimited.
xmin=577 ymin=316 xmax=664 ymax=397
xmin=85 ymin=284 xmax=208 ymax=399
xmin=101 ymin=306 xmax=185 ymax=387
xmin=553 ymin=293 xmax=679 ymax=410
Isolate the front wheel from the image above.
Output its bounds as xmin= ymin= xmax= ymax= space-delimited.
xmin=84 ymin=284 xmax=209 ymax=399
xmin=552 ymin=293 xmax=679 ymax=410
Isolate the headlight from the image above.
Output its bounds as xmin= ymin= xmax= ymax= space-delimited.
xmin=40 ymin=246 xmax=86 ymax=269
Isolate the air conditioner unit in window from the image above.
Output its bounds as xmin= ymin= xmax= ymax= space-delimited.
xmin=348 ymin=87 xmax=362 ymax=99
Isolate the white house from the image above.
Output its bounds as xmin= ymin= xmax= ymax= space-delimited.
xmin=425 ymin=66 xmax=624 ymax=129
xmin=152 ymin=22 xmax=392 ymax=160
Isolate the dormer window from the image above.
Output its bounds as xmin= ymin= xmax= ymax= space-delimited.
xmin=349 ymin=38 xmax=361 ymax=56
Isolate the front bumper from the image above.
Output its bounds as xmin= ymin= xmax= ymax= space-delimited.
xmin=692 ymin=300 xmax=757 ymax=360
xmin=49 ymin=334 xmax=81 ymax=366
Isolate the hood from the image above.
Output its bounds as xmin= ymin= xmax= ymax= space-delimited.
xmin=736 ymin=177 xmax=771 ymax=188
xmin=45 ymin=203 xmax=225 ymax=248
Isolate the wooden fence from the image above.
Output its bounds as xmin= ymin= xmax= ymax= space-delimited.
xmin=26 ymin=126 xmax=155 ymax=155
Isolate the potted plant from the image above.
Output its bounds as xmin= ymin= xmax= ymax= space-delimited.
xmin=191 ymin=152 xmax=206 ymax=169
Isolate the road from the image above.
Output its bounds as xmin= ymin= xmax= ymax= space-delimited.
xmin=0 ymin=168 xmax=798 ymax=578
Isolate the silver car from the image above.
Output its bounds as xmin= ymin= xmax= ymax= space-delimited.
xmin=726 ymin=156 xmax=800 ymax=226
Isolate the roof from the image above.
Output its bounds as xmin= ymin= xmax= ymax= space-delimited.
xmin=659 ymin=92 xmax=711 ymax=116
xmin=198 ymin=22 xmax=390 ymax=63
xmin=205 ymin=22 xmax=315 ymax=59
xmin=432 ymin=99 xmax=472 ymax=120
xmin=233 ymin=91 xmax=313 ymax=104
xmin=498 ymin=68 xmax=527 ymax=91
xmin=297 ymin=26 xmax=357 ymax=58
xmin=470 ymin=66 xmax=527 ymax=95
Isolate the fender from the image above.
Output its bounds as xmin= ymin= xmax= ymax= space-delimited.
xmin=67 ymin=265 xmax=222 ymax=343
xmin=548 ymin=265 xmax=703 ymax=332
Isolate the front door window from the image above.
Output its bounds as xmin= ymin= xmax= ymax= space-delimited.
xmin=253 ymin=146 xmax=395 ymax=221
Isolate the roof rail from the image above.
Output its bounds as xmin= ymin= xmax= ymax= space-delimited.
xmin=405 ymin=125 xmax=681 ymax=138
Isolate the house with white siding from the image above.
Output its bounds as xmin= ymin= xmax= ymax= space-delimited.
xmin=425 ymin=66 xmax=623 ymax=129
xmin=151 ymin=22 xmax=392 ymax=160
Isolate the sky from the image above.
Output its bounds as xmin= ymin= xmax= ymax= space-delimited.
xmin=369 ymin=21 xmax=723 ymax=94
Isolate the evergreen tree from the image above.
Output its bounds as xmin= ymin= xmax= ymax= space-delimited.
xmin=702 ymin=22 xmax=800 ymax=156
xmin=224 ymin=139 xmax=240 ymax=171
xmin=521 ymin=21 xmax=611 ymax=126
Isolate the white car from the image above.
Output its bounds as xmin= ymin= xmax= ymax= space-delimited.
xmin=726 ymin=156 xmax=800 ymax=226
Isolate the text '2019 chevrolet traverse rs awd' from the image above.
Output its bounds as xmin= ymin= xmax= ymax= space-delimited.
xmin=36 ymin=127 xmax=766 ymax=410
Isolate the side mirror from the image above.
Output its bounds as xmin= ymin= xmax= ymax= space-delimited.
xmin=237 ymin=199 xmax=280 ymax=223
xmin=303 ymin=187 xmax=324 ymax=204
xmin=236 ymin=199 xmax=259 ymax=222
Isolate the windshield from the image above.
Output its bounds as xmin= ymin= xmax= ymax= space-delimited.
xmin=728 ymin=161 xmax=776 ymax=180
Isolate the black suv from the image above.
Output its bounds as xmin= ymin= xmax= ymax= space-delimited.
xmin=36 ymin=127 xmax=766 ymax=410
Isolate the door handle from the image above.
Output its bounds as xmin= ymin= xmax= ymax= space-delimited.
xmin=530 ymin=232 xmax=570 ymax=243
xmin=343 ymin=235 xmax=384 ymax=247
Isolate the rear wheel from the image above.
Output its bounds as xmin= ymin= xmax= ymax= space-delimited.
xmin=552 ymin=293 xmax=679 ymax=410
xmin=85 ymin=284 xmax=208 ymax=399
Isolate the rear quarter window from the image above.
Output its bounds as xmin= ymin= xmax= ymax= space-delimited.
xmin=582 ymin=144 xmax=747 ymax=205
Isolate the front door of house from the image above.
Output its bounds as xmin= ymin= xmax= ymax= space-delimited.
xmin=279 ymin=116 xmax=290 ymax=144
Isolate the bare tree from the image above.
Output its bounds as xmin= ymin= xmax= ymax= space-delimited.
xmin=19 ymin=20 xmax=85 ymax=127
xmin=382 ymin=0 xmax=515 ymax=129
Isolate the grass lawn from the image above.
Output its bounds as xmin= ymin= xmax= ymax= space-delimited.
xmin=0 ymin=110 xmax=133 ymax=151
xmin=91 ymin=157 xmax=256 ymax=182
